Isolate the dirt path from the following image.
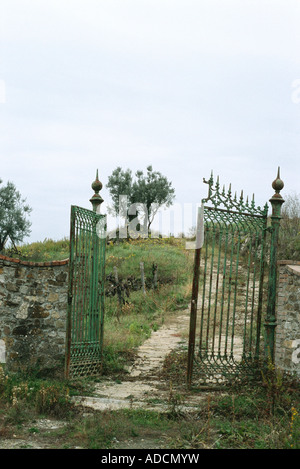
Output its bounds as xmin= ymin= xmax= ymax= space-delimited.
xmin=73 ymin=309 xmax=206 ymax=413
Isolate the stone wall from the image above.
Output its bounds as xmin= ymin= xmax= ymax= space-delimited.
xmin=0 ymin=254 xmax=69 ymax=376
xmin=276 ymin=260 xmax=300 ymax=378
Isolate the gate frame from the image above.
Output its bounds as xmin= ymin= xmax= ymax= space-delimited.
xmin=187 ymin=168 xmax=284 ymax=387
xmin=65 ymin=171 xmax=106 ymax=379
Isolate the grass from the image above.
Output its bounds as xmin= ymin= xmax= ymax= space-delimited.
xmin=7 ymin=237 xmax=70 ymax=262
xmin=1 ymin=360 xmax=299 ymax=449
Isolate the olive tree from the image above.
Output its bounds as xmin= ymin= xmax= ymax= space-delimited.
xmin=106 ymin=165 xmax=175 ymax=235
xmin=0 ymin=179 xmax=32 ymax=251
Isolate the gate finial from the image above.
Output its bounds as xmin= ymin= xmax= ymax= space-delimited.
xmin=271 ymin=167 xmax=284 ymax=197
xmin=90 ymin=169 xmax=104 ymax=213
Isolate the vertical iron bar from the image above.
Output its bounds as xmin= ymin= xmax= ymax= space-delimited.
xmin=255 ymin=225 xmax=267 ymax=360
xmin=199 ymin=227 xmax=209 ymax=355
xmin=206 ymin=224 xmax=216 ymax=352
xmin=211 ymin=223 xmax=223 ymax=355
xmin=187 ymin=244 xmax=201 ymax=387
xmin=99 ymin=216 xmax=107 ymax=363
xmin=73 ymin=219 xmax=80 ymax=345
xmin=75 ymin=222 xmax=82 ymax=344
xmin=248 ymin=230 xmax=259 ymax=356
xmin=224 ymin=227 xmax=235 ymax=357
xmin=91 ymin=226 xmax=96 ymax=343
xmin=87 ymin=227 xmax=92 ymax=343
xmin=218 ymin=227 xmax=229 ymax=356
xmin=230 ymin=233 xmax=241 ymax=358
xmin=187 ymin=205 xmax=204 ymax=387
xmin=88 ymin=225 xmax=93 ymax=343
xmin=243 ymin=228 xmax=253 ymax=359
xmin=80 ymin=228 xmax=84 ymax=343
xmin=65 ymin=205 xmax=75 ymax=379
xmin=95 ymin=223 xmax=101 ymax=342
xmin=79 ymin=228 xmax=84 ymax=344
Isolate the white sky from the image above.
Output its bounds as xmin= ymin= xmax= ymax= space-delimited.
xmin=1 ymin=0 xmax=300 ymax=241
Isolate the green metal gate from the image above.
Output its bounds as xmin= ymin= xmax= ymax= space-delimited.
xmin=65 ymin=172 xmax=106 ymax=379
xmin=187 ymin=169 xmax=284 ymax=387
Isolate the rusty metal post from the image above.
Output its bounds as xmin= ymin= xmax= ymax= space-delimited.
xmin=187 ymin=204 xmax=204 ymax=387
xmin=187 ymin=246 xmax=201 ymax=387
xmin=265 ymin=168 xmax=284 ymax=363
xmin=140 ymin=262 xmax=146 ymax=295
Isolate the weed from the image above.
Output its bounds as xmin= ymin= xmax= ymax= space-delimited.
xmin=0 ymin=366 xmax=73 ymax=422
xmin=14 ymin=238 xmax=70 ymax=262
xmin=35 ymin=383 xmax=72 ymax=418
xmin=167 ymin=382 xmax=186 ymax=419
xmin=289 ymin=406 xmax=300 ymax=449
xmin=261 ymin=359 xmax=285 ymax=416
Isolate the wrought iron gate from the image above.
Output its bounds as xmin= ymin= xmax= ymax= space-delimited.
xmin=65 ymin=172 xmax=106 ymax=378
xmin=187 ymin=170 xmax=284 ymax=386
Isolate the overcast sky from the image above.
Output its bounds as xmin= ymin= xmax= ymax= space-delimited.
xmin=1 ymin=0 xmax=300 ymax=242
